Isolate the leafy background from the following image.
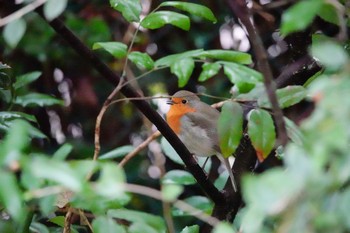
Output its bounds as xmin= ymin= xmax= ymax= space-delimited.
xmin=1 ymin=0 xmax=350 ymax=232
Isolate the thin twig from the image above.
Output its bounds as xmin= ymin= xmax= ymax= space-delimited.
xmin=124 ymin=183 xmax=220 ymax=226
xmin=0 ymin=0 xmax=47 ymax=27
xmin=226 ymin=0 xmax=288 ymax=146
xmin=78 ymin=209 xmax=93 ymax=232
xmin=63 ymin=207 xmax=74 ymax=233
xmin=119 ymin=131 xmax=161 ymax=167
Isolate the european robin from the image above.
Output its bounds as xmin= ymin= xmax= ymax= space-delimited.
xmin=166 ymin=90 xmax=237 ymax=191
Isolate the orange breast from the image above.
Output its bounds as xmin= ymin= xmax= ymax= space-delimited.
xmin=166 ymin=104 xmax=196 ymax=134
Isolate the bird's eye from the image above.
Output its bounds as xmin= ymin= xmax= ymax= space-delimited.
xmin=181 ymin=99 xmax=188 ymax=104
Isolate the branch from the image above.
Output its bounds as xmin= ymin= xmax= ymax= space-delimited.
xmin=226 ymin=0 xmax=288 ymax=146
xmin=34 ymin=8 xmax=226 ymax=205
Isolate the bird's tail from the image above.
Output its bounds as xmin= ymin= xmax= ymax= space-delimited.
xmin=219 ymin=156 xmax=237 ymax=192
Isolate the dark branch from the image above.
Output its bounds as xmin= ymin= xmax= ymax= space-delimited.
xmin=226 ymin=0 xmax=288 ymax=146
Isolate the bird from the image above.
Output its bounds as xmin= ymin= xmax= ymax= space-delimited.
xmin=166 ymin=90 xmax=237 ymax=191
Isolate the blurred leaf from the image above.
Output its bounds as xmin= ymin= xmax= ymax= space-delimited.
xmin=3 ymin=18 xmax=26 ymax=48
xmin=0 ymin=111 xmax=37 ymax=123
xmin=173 ymin=196 xmax=213 ymax=216
xmin=170 ymin=57 xmax=194 ymax=87
xmin=99 ymin=145 xmax=135 ymax=160
xmin=108 ymin=209 xmax=166 ymax=232
xmin=318 ymin=3 xmax=339 ymax=25
xmin=247 ymin=109 xmax=276 ymax=161
xmin=223 ymin=62 xmax=263 ymax=93
xmin=160 ymin=137 xmax=184 ymax=165
xmin=212 ymin=222 xmax=235 ymax=233
xmin=14 ymin=71 xmax=41 ymax=90
xmin=242 ymin=169 xmax=303 ymax=214
xmin=39 ymin=194 xmax=57 ymax=216
xmin=162 ymin=170 xmax=196 ymax=185
xmin=93 ymin=216 xmax=126 ymax=233
xmin=202 ymin=50 xmax=252 ymax=64
xmin=0 ymin=120 xmax=30 ymax=166
xmin=180 ymin=225 xmax=199 ymax=233
xmin=141 ymin=11 xmax=190 ymax=31
xmin=311 ymin=38 xmax=348 ymax=70
xmin=48 ymin=216 xmax=65 ymax=226
xmin=128 ymin=52 xmax=154 ymax=70
xmin=53 ymin=143 xmax=73 ymax=160
xmin=95 ymin=163 xmax=125 ymax=198
xmin=110 ymin=0 xmax=141 ymax=22
xmin=159 ymin=1 xmax=217 ymax=23
xmin=0 ymin=171 xmax=25 ymax=222
xmin=281 ymin=0 xmax=324 ymax=35
xmin=198 ymin=62 xmax=221 ymax=82
xmin=30 ymin=222 xmax=50 ymax=233
xmin=284 ymin=117 xmax=304 ymax=146
xmin=29 ymin=156 xmax=83 ymax=191
xmin=15 ymin=93 xmax=64 ymax=107
xmin=44 ymin=0 xmax=68 ymax=21
xmin=93 ymin=42 xmax=128 ymax=58
xmin=258 ymin=85 xmax=307 ymax=109
xmin=0 ymin=62 xmax=11 ymax=70
xmin=162 ymin=184 xmax=183 ymax=201
xmin=155 ymin=49 xmax=203 ymax=67
xmin=128 ymin=222 xmax=160 ymax=233
xmin=218 ymin=101 xmax=243 ymax=158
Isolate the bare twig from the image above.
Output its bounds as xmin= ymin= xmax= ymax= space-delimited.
xmin=226 ymin=0 xmax=288 ymax=146
xmin=63 ymin=207 xmax=74 ymax=233
xmin=0 ymin=0 xmax=47 ymax=27
xmin=119 ymin=131 xmax=161 ymax=167
xmin=124 ymin=183 xmax=220 ymax=226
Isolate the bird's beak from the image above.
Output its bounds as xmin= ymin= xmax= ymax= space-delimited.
xmin=166 ymin=99 xmax=174 ymax=105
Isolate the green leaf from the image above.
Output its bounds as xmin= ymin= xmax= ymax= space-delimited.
xmin=218 ymin=101 xmax=243 ymax=158
xmin=108 ymin=209 xmax=166 ymax=232
xmin=141 ymin=11 xmax=190 ymax=31
xmin=0 ymin=171 xmax=25 ymax=222
xmin=198 ymin=62 xmax=221 ymax=82
xmin=159 ymin=1 xmax=217 ymax=23
xmin=247 ymin=109 xmax=276 ymax=161
xmin=93 ymin=216 xmax=126 ymax=233
xmin=242 ymin=169 xmax=304 ymax=214
xmin=162 ymin=184 xmax=183 ymax=201
xmin=212 ymin=222 xmax=235 ymax=233
xmin=318 ymin=3 xmax=339 ymax=25
xmin=128 ymin=52 xmax=154 ymax=70
xmin=258 ymin=85 xmax=307 ymax=109
xmin=15 ymin=93 xmax=64 ymax=107
xmin=93 ymin=42 xmax=128 ymax=58
xmin=162 ymin=170 xmax=196 ymax=185
xmin=160 ymin=137 xmax=184 ymax=165
xmin=99 ymin=145 xmax=135 ymax=160
xmin=180 ymin=225 xmax=199 ymax=233
xmin=202 ymin=50 xmax=252 ymax=64
xmin=110 ymin=0 xmax=141 ymax=22
xmin=311 ymin=38 xmax=348 ymax=70
xmin=0 ymin=120 xmax=30 ymax=166
xmin=155 ymin=49 xmax=203 ymax=68
xmin=48 ymin=216 xmax=65 ymax=227
xmin=0 ymin=111 xmax=37 ymax=123
xmin=170 ymin=57 xmax=194 ymax=87
xmin=172 ymin=196 xmax=213 ymax=216
xmin=29 ymin=156 xmax=83 ymax=191
xmin=3 ymin=18 xmax=26 ymax=48
xmin=44 ymin=0 xmax=68 ymax=21
xmin=281 ymin=0 xmax=324 ymax=36
xmin=223 ymin=62 xmax=263 ymax=93
xmin=95 ymin=163 xmax=126 ymax=198
xmin=53 ymin=143 xmax=73 ymax=160
xmin=14 ymin=71 xmax=41 ymax=90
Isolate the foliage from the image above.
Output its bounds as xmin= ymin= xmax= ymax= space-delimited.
xmin=0 ymin=0 xmax=349 ymax=232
